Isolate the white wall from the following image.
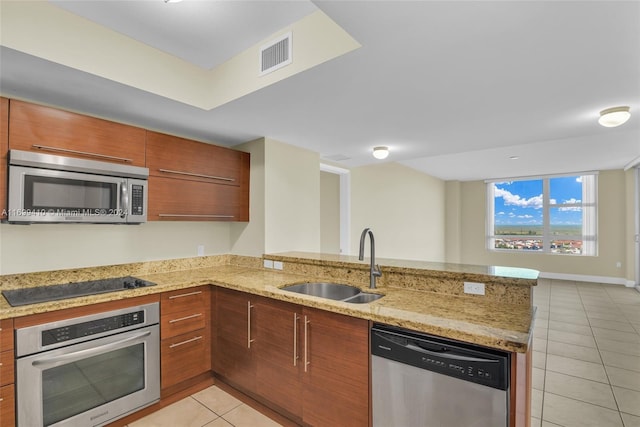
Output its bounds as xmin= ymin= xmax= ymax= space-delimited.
xmin=350 ymin=162 xmax=446 ymax=261
xmin=320 ymin=171 xmax=341 ymax=254
xmin=264 ymin=138 xmax=321 ymax=254
xmin=0 ymin=221 xmax=231 ymax=274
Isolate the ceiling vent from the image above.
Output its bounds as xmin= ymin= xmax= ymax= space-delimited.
xmin=259 ymin=32 xmax=292 ymax=76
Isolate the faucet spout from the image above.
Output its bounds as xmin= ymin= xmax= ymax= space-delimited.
xmin=358 ymin=228 xmax=382 ymax=289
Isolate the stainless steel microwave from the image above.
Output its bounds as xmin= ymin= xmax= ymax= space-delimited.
xmin=7 ymin=149 xmax=148 ymax=224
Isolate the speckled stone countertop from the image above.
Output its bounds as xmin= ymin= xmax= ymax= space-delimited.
xmin=0 ymin=254 xmax=537 ymax=353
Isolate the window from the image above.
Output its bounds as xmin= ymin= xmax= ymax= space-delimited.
xmin=487 ymin=174 xmax=597 ymax=255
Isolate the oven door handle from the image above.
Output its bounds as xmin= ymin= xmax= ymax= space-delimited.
xmin=31 ymin=330 xmax=151 ymax=369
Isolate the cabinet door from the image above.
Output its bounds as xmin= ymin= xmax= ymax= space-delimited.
xmin=1 ymin=98 xmax=8 ymax=220
xmin=146 ymin=131 xmax=245 ymax=186
xmin=8 ymin=100 xmax=146 ymax=166
xmin=145 ymin=131 xmax=250 ymax=222
xmin=254 ymin=298 xmax=303 ymax=420
xmin=302 ymin=308 xmax=369 ymax=427
xmin=213 ymin=288 xmax=256 ymax=393
xmin=0 ymin=384 xmax=15 ymax=427
xmin=148 ymin=176 xmax=244 ymax=221
xmin=161 ymin=329 xmax=210 ymax=390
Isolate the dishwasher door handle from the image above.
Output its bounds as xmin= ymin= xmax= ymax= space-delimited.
xmin=406 ymin=342 xmax=499 ymax=363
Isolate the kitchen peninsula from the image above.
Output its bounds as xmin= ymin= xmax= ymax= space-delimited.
xmin=0 ymin=253 xmax=537 ymax=427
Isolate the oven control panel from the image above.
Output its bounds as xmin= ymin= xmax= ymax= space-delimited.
xmin=42 ymin=310 xmax=145 ymax=346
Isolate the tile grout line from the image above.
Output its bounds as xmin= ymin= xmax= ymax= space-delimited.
xmin=577 ymin=284 xmax=627 ymax=427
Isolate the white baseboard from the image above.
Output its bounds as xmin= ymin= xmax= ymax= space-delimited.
xmin=538 ymin=271 xmax=635 ymax=287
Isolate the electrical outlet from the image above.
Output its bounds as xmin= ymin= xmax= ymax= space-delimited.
xmin=273 ymin=261 xmax=283 ymax=270
xmin=464 ymin=282 xmax=485 ymax=296
xmin=616 ymin=261 xmax=622 ymax=268
xmin=263 ymin=259 xmax=274 ymax=269
xmin=197 ymin=245 xmax=204 ymax=256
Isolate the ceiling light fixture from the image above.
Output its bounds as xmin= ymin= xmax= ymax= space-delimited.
xmin=164 ymin=0 xmax=183 ymax=3
xmin=598 ymin=106 xmax=631 ymax=127
xmin=372 ymin=146 xmax=389 ymax=160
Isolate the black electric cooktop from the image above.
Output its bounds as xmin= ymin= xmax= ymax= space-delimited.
xmin=1 ymin=276 xmax=157 ymax=307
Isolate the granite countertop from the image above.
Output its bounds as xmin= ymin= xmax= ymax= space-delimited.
xmin=0 ymin=254 xmax=536 ymax=353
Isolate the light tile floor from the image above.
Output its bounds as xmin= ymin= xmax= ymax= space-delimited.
xmin=129 ymin=279 xmax=640 ymax=427
xmin=127 ymin=385 xmax=282 ymax=427
xmin=532 ymin=279 xmax=640 ymax=427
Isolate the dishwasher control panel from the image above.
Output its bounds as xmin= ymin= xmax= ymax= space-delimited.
xmin=372 ymin=324 xmax=509 ymax=390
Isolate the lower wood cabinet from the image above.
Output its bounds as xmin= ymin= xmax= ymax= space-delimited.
xmin=0 ymin=384 xmax=15 ymax=427
xmin=213 ymin=287 xmax=370 ymax=427
xmin=160 ymin=287 xmax=211 ymax=393
xmin=0 ymin=318 xmax=14 ymax=427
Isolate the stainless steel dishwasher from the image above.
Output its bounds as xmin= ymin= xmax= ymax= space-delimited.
xmin=371 ymin=324 xmax=510 ymax=427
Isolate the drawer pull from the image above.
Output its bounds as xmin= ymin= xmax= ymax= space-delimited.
xmin=32 ymin=145 xmax=133 ymax=163
xmin=158 ymin=214 xmax=235 ymax=219
xmin=158 ymin=168 xmax=235 ymax=182
xmin=169 ymin=313 xmax=202 ymax=323
xmin=168 ymin=291 xmax=202 ymax=299
xmin=169 ymin=336 xmax=202 ymax=349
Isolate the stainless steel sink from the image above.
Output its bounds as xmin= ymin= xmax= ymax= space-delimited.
xmin=281 ymin=282 xmax=361 ymax=301
xmin=343 ymin=293 xmax=383 ymax=304
xmin=281 ymin=282 xmax=383 ymax=304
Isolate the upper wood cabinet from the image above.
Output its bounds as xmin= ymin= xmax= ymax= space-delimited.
xmin=146 ymin=131 xmax=250 ymax=222
xmin=146 ymin=131 xmax=245 ymax=185
xmin=8 ymin=100 xmax=146 ymax=166
xmin=0 ymin=97 xmax=8 ymax=220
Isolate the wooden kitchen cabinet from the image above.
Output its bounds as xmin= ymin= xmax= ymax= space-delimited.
xmin=148 ymin=177 xmax=245 ymax=221
xmin=212 ymin=288 xmax=257 ymax=393
xmin=301 ymin=307 xmax=369 ymax=427
xmin=0 ymin=318 xmax=14 ymax=427
xmin=254 ymin=298 xmax=303 ymax=420
xmin=213 ymin=288 xmax=370 ymax=427
xmin=8 ymin=99 xmax=146 ymax=166
xmin=160 ymin=287 xmax=211 ymax=393
xmin=146 ymin=131 xmax=250 ymax=222
xmin=0 ymin=384 xmax=15 ymax=427
xmin=1 ymin=97 xmax=8 ymax=220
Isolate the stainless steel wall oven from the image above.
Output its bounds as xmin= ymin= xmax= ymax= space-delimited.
xmin=15 ymin=302 xmax=160 ymax=427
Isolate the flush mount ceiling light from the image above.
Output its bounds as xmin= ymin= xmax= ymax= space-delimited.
xmin=373 ymin=146 xmax=389 ymax=160
xmin=164 ymin=0 xmax=183 ymax=3
xmin=598 ymin=106 xmax=631 ymax=127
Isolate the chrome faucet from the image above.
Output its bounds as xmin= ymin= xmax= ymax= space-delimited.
xmin=358 ymin=228 xmax=382 ymax=289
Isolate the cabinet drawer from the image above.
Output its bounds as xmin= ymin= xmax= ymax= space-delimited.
xmin=0 ymin=351 xmax=13 ymax=387
xmin=148 ymin=176 xmax=246 ymax=221
xmin=0 ymin=319 xmax=14 ymax=353
xmin=161 ymin=309 xmax=206 ymax=339
xmin=146 ymin=131 xmax=244 ymax=186
xmin=0 ymin=384 xmax=15 ymax=427
xmin=161 ymin=287 xmax=208 ymax=315
xmin=9 ymin=100 xmax=146 ymax=167
xmin=161 ymin=330 xmax=211 ymax=389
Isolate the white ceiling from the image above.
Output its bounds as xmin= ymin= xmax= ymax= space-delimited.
xmin=1 ymin=0 xmax=638 ymax=181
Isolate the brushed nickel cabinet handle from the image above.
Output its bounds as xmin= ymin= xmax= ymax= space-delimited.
xmin=169 ymin=313 xmax=202 ymax=323
xmin=158 ymin=214 xmax=235 ymax=219
xmin=304 ymin=315 xmax=310 ymax=372
xmin=293 ymin=313 xmax=299 ymax=366
xmin=32 ymin=145 xmax=133 ymax=163
xmin=169 ymin=335 xmax=202 ymax=349
xmin=168 ymin=291 xmax=202 ymax=299
xmin=158 ymin=168 xmax=235 ymax=182
xmin=247 ymin=301 xmax=255 ymax=348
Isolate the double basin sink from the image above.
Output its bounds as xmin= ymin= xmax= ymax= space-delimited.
xmin=281 ymin=282 xmax=383 ymax=304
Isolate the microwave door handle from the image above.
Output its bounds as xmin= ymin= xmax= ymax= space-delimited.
xmin=120 ymin=181 xmax=129 ymax=219
xmin=31 ymin=330 xmax=151 ymax=369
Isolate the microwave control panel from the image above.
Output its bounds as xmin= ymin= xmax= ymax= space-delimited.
xmin=131 ymin=184 xmax=144 ymax=215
